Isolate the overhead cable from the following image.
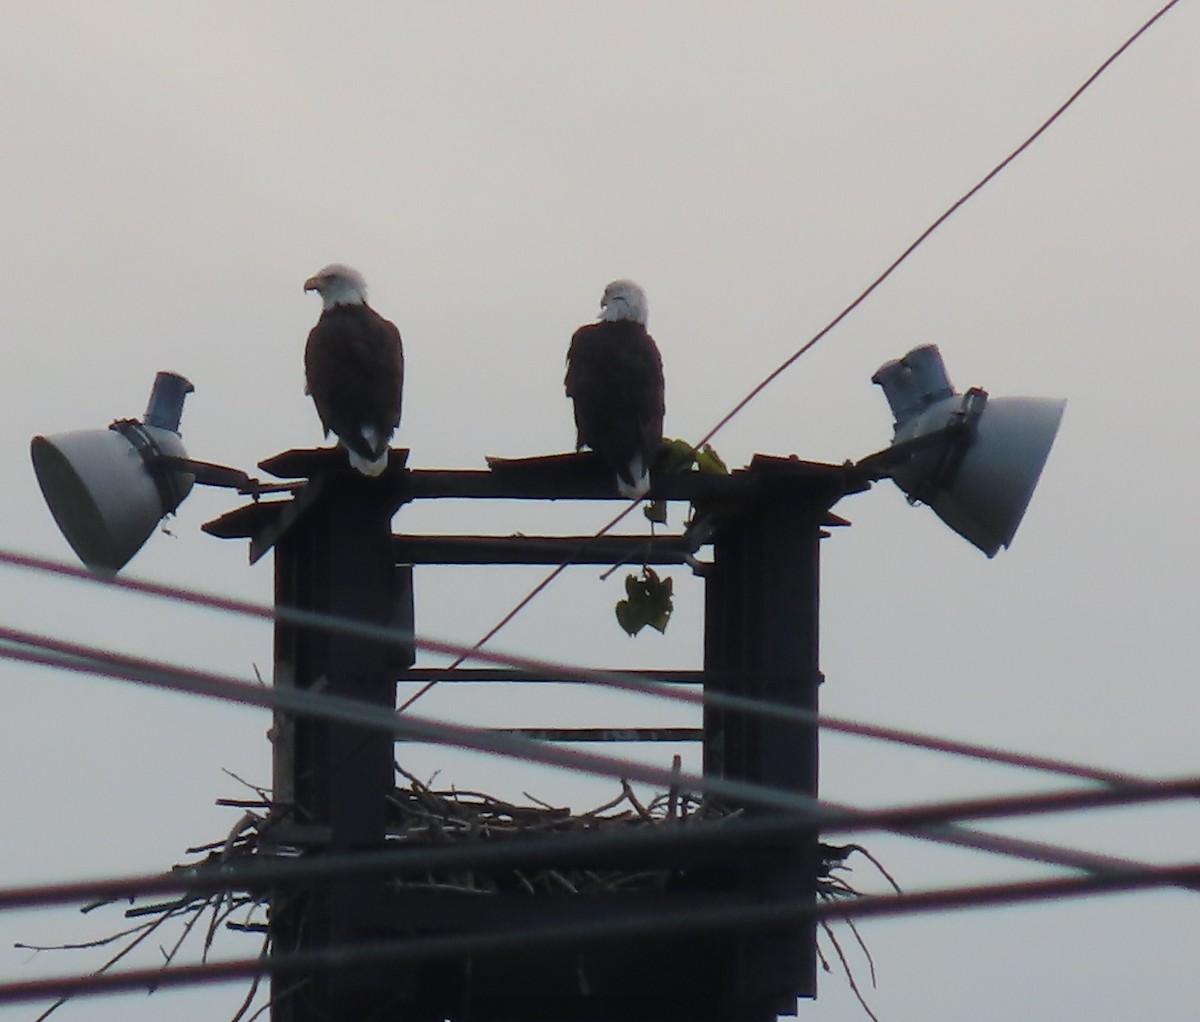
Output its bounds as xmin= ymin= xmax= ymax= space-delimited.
xmin=3 ymin=856 xmax=1200 ymax=1006
xmin=395 ymin=0 xmax=1188 ymax=694
xmin=0 ymin=553 xmax=1142 ymax=788
xmin=4 ymin=773 xmax=1200 ymax=917
xmin=2 ymin=630 xmax=1194 ymax=887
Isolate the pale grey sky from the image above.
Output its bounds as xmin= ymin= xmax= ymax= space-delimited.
xmin=2 ymin=3 xmax=1198 ymax=1019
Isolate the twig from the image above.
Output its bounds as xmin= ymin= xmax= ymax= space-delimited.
xmin=821 ymin=876 xmax=861 ymax=897
xmin=522 ymin=790 xmax=567 ymax=812
xmin=841 ymin=915 xmax=878 ymax=989
xmin=221 ymin=768 xmax=272 ymax=803
xmin=201 ymin=811 xmax=263 ymax=957
xmin=546 ymin=870 xmax=579 ymax=894
xmin=155 ymin=894 xmax=218 ymax=990
xmin=667 ymin=755 xmax=682 ymax=822
xmin=226 ymin=922 xmax=271 ymax=933
xmin=244 ymin=977 xmax=310 ymax=1022
xmin=620 ymin=780 xmax=652 ymax=820
xmin=32 ymin=903 xmax=181 ymax=1021
xmin=205 ymin=896 xmax=258 ymax=962
xmin=815 ymin=939 xmax=831 ymax=975
xmin=125 ymin=896 xmax=194 ymax=918
xmin=229 ymin=932 xmax=270 ymax=1022
xmin=394 ymin=763 xmax=437 ymax=793
xmin=391 ymin=879 xmax=491 ymax=895
xmin=16 ymin=918 xmax=159 ymax=954
xmin=819 ymin=917 xmax=881 ymax=1022
xmin=833 ymin=843 xmax=902 ymax=895
xmin=578 ymin=788 xmax=633 ymax=819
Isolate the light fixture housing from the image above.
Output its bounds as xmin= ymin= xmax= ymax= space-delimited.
xmin=31 ymin=372 xmax=197 ymax=573
xmin=869 ymin=345 xmax=1065 ymax=557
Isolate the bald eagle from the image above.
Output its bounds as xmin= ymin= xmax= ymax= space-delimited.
xmin=303 ymin=264 xmax=405 ymax=476
xmin=565 ymin=279 xmax=665 ymax=498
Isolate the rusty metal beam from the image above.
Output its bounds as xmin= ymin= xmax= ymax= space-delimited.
xmin=486 ymin=727 xmax=702 ymax=743
xmin=398 ymin=667 xmax=707 ymax=685
xmin=393 ymin=533 xmax=699 ymax=566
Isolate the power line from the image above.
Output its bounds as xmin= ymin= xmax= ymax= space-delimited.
xmin=3 ymin=629 xmax=1196 ymax=886
xmin=0 ymin=553 xmax=1143 ymax=788
xmin=4 ymin=5 xmax=1185 ymax=1012
xmin=398 ymin=498 xmax=642 ymax=710
xmin=395 ymin=0 xmax=1186 ymax=704
xmin=4 ymin=774 xmax=1200 ymax=917
xmin=4 ymin=857 xmax=1200 ymax=1007
xmin=688 ymin=0 xmax=1184 ymax=453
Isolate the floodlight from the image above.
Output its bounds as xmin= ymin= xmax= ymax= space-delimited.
xmin=31 ymin=372 xmax=198 ymax=573
xmin=866 ymin=344 xmax=1065 ymax=557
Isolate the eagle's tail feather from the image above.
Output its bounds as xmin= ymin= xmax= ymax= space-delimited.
xmin=342 ymin=424 xmax=390 ymax=476
xmin=347 ymin=447 xmax=389 ymax=476
xmin=616 ymin=453 xmax=651 ymax=499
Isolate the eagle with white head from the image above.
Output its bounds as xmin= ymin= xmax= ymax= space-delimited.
xmin=303 ymin=263 xmax=405 ymax=476
xmin=565 ymin=279 xmax=665 ymax=498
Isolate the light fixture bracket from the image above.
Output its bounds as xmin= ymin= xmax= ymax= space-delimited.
xmin=109 ymin=418 xmax=193 ymax=518
xmin=904 ymin=387 xmax=987 ymax=506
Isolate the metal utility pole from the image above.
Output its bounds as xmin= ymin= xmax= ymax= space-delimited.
xmin=702 ymin=456 xmax=846 ymax=1010
xmin=268 ymin=465 xmax=412 ymax=1021
xmin=204 ymin=449 xmax=863 ymax=1022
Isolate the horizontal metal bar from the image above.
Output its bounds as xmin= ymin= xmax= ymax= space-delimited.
xmin=491 ymin=727 xmax=703 ymax=743
xmin=403 ymin=454 xmax=859 ymax=502
xmin=397 ymin=669 xmax=708 ymax=685
xmin=402 ymin=469 xmax=741 ymax=501
xmin=255 ymin=447 xmax=865 ymax=498
xmin=393 ymin=534 xmax=699 ymax=566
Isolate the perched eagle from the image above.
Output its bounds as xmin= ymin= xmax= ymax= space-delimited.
xmin=565 ymin=279 xmax=665 ymax=498
xmin=303 ymin=263 xmax=404 ymax=476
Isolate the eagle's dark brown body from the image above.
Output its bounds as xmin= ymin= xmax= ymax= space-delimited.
xmin=565 ymin=318 xmax=664 ymax=495
xmin=304 ymin=302 xmax=404 ymax=470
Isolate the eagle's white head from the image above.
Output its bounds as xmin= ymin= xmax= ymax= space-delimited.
xmin=599 ymin=279 xmax=648 ymax=325
xmin=304 ymin=263 xmax=368 ymax=309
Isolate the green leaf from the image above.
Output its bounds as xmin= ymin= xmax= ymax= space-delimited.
xmin=654 ymin=438 xmax=699 ymax=475
xmin=615 ymin=598 xmax=642 ymax=636
xmin=695 ymin=443 xmax=729 ymax=476
xmin=614 ymin=567 xmax=675 ymax=636
xmin=643 ymin=499 xmax=668 ymax=525
xmin=645 ymin=571 xmax=674 ymax=633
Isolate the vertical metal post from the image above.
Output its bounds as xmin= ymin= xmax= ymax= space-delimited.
xmin=703 ymin=470 xmax=830 ymax=1010
xmin=270 ymin=472 xmax=411 ymax=1021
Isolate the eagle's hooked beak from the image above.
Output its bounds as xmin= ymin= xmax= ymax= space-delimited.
xmin=303 ymin=275 xmax=321 ymax=293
